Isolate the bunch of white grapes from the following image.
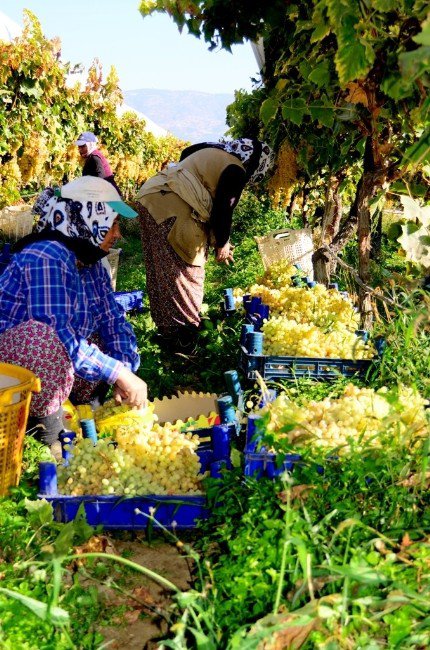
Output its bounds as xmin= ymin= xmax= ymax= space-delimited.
xmin=257 ymin=383 xmax=429 ymax=453
xmin=255 ymin=260 xmax=300 ymax=290
xmin=262 ymin=317 xmax=375 ymax=359
xmin=248 ymin=283 xmax=360 ymax=331
xmin=58 ymin=403 xmax=205 ymax=497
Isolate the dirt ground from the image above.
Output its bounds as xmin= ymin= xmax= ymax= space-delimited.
xmin=75 ymin=534 xmax=195 ymax=649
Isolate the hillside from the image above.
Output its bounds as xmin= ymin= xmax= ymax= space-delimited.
xmin=124 ymin=88 xmax=234 ymax=144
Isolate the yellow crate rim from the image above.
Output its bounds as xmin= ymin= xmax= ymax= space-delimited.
xmin=0 ymin=362 xmax=41 ymax=406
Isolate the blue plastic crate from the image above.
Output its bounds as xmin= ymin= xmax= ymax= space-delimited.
xmin=43 ymin=494 xmax=209 ymax=530
xmin=113 ymin=290 xmax=144 ymax=313
xmin=38 ymin=425 xmax=235 ymax=529
xmin=244 ymin=451 xmax=302 ymax=479
xmin=240 ymin=346 xmax=378 ymax=381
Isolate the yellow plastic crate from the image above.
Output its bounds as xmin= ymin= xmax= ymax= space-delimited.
xmin=0 ymin=362 xmax=41 ymax=496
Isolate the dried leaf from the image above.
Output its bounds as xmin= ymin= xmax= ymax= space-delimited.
xmin=261 ymin=620 xmax=317 ymax=650
xmin=277 ymin=485 xmax=316 ymax=503
xmin=129 ymin=586 xmax=155 ymax=606
xmin=123 ymin=609 xmax=141 ymax=624
xmin=400 ymin=533 xmax=413 ymax=549
xmin=345 ymin=82 xmax=368 ymax=106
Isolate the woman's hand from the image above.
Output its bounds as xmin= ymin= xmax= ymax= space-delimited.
xmin=113 ymin=367 xmax=148 ymax=409
xmin=216 ymin=242 xmax=234 ymax=265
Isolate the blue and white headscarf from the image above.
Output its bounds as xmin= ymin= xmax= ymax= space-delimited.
xmin=33 ymin=187 xmax=117 ymax=248
xmin=217 ymin=138 xmax=275 ymax=183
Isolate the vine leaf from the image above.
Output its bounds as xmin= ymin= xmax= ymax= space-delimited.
xmin=309 ymin=100 xmax=334 ymax=128
xmin=400 ymin=196 xmax=430 ymax=229
xmin=335 ymin=41 xmax=371 ymax=85
xmin=398 ymin=224 xmax=430 ymax=268
xmin=260 ymin=98 xmax=279 ymax=124
xmin=308 ymin=61 xmax=331 ymax=88
xmin=282 ymin=98 xmax=308 ymax=125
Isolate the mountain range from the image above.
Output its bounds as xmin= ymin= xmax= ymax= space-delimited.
xmin=124 ymin=88 xmax=235 ymax=144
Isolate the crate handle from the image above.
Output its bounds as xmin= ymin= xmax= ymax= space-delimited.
xmin=273 ymin=232 xmax=291 ymax=240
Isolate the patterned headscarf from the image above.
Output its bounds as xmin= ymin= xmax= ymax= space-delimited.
xmin=217 ymin=138 xmax=275 ymax=183
xmin=33 ymin=187 xmax=117 ymax=248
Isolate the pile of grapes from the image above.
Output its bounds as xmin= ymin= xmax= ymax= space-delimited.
xmin=57 ymin=401 xmax=205 ymax=497
xmin=238 ymin=260 xmax=376 ymax=359
xmin=257 ymin=384 xmax=429 ymax=453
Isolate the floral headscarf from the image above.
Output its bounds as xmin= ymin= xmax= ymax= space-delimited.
xmin=217 ymin=138 xmax=275 ymax=183
xmin=33 ymin=187 xmax=117 ymax=248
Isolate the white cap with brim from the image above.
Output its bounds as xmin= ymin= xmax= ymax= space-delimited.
xmin=75 ymin=131 xmax=98 ymax=146
xmin=60 ymin=176 xmax=138 ymax=218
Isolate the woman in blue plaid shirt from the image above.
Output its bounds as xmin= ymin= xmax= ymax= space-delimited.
xmin=0 ymin=177 xmax=147 ymax=458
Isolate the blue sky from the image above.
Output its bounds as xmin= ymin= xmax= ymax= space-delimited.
xmin=1 ymin=0 xmax=259 ymax=94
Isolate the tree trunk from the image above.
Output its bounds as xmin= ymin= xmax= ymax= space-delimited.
xmin=313 ymin=173 xmax=358 ymax=284
xmin=370 ymin=209 xmax=383 ymax=261
xmin=320 ymin=176 xmax=343 ymax=278
xmin=286 ymin=188 xmax=299 ymax=223
xmin=302 ymin=185 xmax=310 ymax=227
xmin=356 ymin=173 xmax=375 ymax=329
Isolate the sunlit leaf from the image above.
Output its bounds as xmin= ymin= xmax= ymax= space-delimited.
xmin=260 ymin=97 xmax=279 ymax=125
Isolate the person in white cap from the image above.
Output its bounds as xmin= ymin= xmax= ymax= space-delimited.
xmin=0 ymin=177 xmax=146 ymax=459
xmin=75 ymin=131 xmax=121 ymax=194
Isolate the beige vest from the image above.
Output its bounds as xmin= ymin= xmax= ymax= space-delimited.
xmin=136 ymin=148 xmax=245 ymax=266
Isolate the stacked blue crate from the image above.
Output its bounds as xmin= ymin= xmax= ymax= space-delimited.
xmin=113 ymin=290 xmax=144 ymax=314
xmin=38 ymin=402 xmax=237 ymax=529
xmin=243 ymin=407 xmax=302 ymax=480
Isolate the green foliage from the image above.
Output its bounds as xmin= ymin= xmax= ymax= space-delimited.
xmin=0 ymin=11 xmax=185 ymax=207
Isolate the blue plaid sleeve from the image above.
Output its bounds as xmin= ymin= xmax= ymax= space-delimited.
xmin=23 ymin=250 xmax=123 ymax=383
xmin=81 ymin=262 xmax=140 ymax=372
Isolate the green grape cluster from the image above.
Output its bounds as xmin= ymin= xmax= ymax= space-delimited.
xmin=58 ymin=417 xmax=204 ymax=497
xmin=258 ymin=384 xmax=429 ymax=453
xmin=262 ymin=317 xmax=375 ymax=359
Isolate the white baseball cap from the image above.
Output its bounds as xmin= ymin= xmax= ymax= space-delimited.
xmin=75 ymin=131 xmax=98 ymax=146
xmin=60 ymin=176 xmax=138 ymax=218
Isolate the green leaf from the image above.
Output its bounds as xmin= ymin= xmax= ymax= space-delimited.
xmin=310 ymin=21 xmax=331 ymax=43
xmin=282 ymin=97 xmax=308 ymax=125
xmin=402 ymin=129 xmax=430 ymax=167
xmin=414 ymin=16 xmax=430 ymax=46
xmin=309 ymin=100 xmax=335 ymax=128
xmin=299 ymin=60 xmax=312 ymax=80
xmin=386 ymin=222 xmax=403 ymax=241
xmin=308 ymin=61 xmax=331 ymax=88
xmin=372 ymin=0 xmax=397 ymax=11
xmin=53 ymin=521 xmax=76 ymax=557
xmin=24 ymin=498 xmax=53 ymax=527
xmin=335 ymin=41 xmax=372 ymax=85
xmin=260 ymin=98 xmax=279 ymax=125
xmin=381 ymin=73 xmax=414 ymax=100
xmin=399 ymin=46 xmax=430 ymax=82
xmin=188 ymin=627 xmax=216 ymax=649
xmin=0 ymin=587 xmax=70 ymax=625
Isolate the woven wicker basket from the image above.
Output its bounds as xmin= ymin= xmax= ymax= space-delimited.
xmin=0 ymin=206 xmax=34 ymax=240
xmin=255 ymin=228 xmax=314 ymax=279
